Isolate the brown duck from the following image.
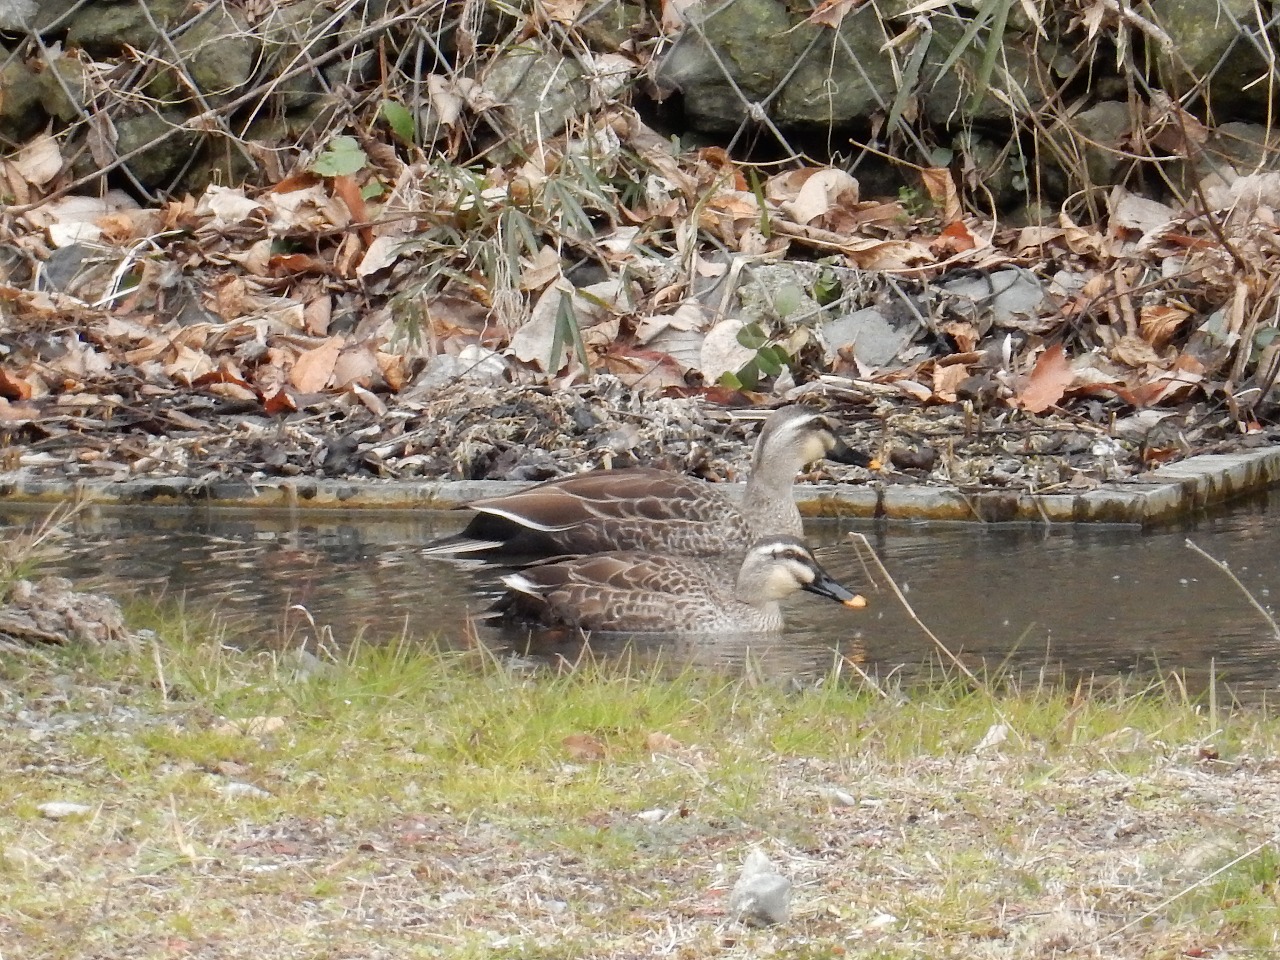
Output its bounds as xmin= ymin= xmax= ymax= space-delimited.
xmin=496 ymin=536 xmax=867 ymax=634
xmin=427 ymin=405 xmax=869 ymax=559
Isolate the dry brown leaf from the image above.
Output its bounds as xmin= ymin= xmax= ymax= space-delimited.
xmin=941 ymin=319 xmax=980 ymax=352
xmin=520 ymin=245 xmax=563 ymax=291
xmin=304 ymin=297 xmax=332 ymax=336
xmin=1129 ymin=354 xmax=1205 ymax=406
xmin=332 ymin=346 xmax=380 ymax=389
xmin=599 ymin=346 xmax=688 ymax=390
xmin=330 ymin=175 xmax=369 ymax=242
xmin=1139 ymin=304 xmax=1192 ymax=349
xmin=562 ymin=733 xmax=607 ymax=761
xmin=12 ymin=133 xmax=63 ymax=187
xmin=1109 ymin=333 xmax=1165 ymax=368
xmin=932 ymin=362 xmax=971 ymax=402
xmin=919 ymin=166 xmax=961 ymax=223
xmin=0 ymin=367 xmax=35 ymax=401
xmin=775 ymin=168 xmax=859 ymax=226
xmin=1017 ymin=343 xmax=1073 ymax=413
xmin=645 ymin=732 xmax=684 ymax=755
xmin=930 ymin=220 xmax=978 ymax=255
xmin=263 ymin=389 xmax=296 ymax=415
xmin=289 ymin=336 xmax=344 ymax=392
xmin=806 ymin=0 xmax=863 ymax=27
xmin=375 ymin=352 xmax=408 ymax=392
xmin=163 ymin=344 xmax=215 ymax=386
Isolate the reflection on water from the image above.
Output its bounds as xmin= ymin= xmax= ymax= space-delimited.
xmin=4 ymin=488 xmax=1280 ymax=701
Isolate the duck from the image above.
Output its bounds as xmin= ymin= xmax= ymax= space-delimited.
xmin=426 ymin=405 xmax=869 ymax=560
xmin=495 ymin=536 xmax=867 ymax=635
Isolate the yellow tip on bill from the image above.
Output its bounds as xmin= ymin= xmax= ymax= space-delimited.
xmin=844 ymin=594 xmax=868 ymax=609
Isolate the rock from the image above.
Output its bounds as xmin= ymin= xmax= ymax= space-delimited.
xmin=657 ymin=0 xmax=893 ymax=131
xmin=481 ymin=40 xmax=590 ymax=150
xmin=0 ymin=577 xmax=135 ymax=648
xmin=66 ymin=0 xmax=190 ymax=57
xmin=38 ymin=801 xmax=93 ymax=819
xmin=1048 ymin=100 xmax=1132 ymax=190
xmin=172 ymin=2 xmax=260 ymax=108
xmin=0 ymin=0 xmax=38 ymax=29
xmin=729 ymin=849 xmax=791 ymax=926
xmin=113 ymin=107 xmax=203 ymax=190
xmin=220 ymin=780 xmax=271 ymax=799
xmin=0 ymin=56 xmax=48 ymax=142
xmin=923 ymin=21 xmax=1050 ymax=125
xmin=939 ymin=268 xmax=1048 ymax=332
xmin=820 ymin=302 xmax=921 ymax=370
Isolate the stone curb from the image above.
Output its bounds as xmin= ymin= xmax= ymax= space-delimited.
xmin=0 ymin=446 xmax=1277 ymax=525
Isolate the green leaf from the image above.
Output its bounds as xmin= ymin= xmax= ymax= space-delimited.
xmin=748 ymin=168 xmax=770 ymax=240
xmin=360 ymin=181 xmax=385 ymax=200
xmin=736 ymin=359 xmax=761 ymax=390
xmin=736 ymin=322 xmax=768 ymax=351
xmin=813 ymin=267 xmax=842 ymax=306
xmin=381 ymin=100 xmax=415 ymax=145
xmin=772 ymin=284 xmax=803 ymax=318
xmin=755 ymin=348 xmax=782 ymax=377
xmin=718 ymin=370 xmax=744 ymax=390
xmin=311 ymin=136 xmax=367 ymax=177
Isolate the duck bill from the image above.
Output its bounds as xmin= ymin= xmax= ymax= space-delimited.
xmin=827 ymin=439 xmax=872 ymax=468
xmin=803 ymin=570 xmax=868 ymax=609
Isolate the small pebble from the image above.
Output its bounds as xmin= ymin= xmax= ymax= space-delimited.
xmin=38 ymin=801 xmax=93 ymax=820
xmin=729 ymin=849 xmax=791 ymax=926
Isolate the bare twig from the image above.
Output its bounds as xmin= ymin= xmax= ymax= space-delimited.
xmin=1186 ymin=538 xmax=1280 ymax=639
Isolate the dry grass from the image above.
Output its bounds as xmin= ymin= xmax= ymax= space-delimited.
xmin=3 ymin=617 xmax=1280 ymax=959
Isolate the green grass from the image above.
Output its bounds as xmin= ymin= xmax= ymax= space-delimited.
xmin=5 ymin=610 xmax=1280 ymax=958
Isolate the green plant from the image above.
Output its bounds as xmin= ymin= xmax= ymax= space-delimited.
xmin=719 ymin=321 xmax=794 ymax=390
xmin=309 ymin=135 xmax=368 ymax=177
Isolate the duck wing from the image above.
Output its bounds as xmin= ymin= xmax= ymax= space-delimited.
xmin=498 ymin=553 xmax=728 ymax=632
xmin=428 ymin=468 xmax=753 ymax=559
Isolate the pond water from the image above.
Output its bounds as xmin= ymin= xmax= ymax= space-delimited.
xmin=5 ymin=489 xmax=1280 ymax=703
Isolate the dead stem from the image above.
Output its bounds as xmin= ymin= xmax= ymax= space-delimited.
xmin=1186 ymin=538 xmax=1280 ymax=639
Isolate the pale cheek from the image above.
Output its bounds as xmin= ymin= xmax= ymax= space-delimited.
xmin=763 ymin=567 xmax=806 ymax=600
xmin=805 ymin=437 xmax=828 ymax=463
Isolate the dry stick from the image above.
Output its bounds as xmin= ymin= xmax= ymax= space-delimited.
xmin=8 ymin=0 xmax=447 ymax=216
xmin=845 ymin=532 xmax=984 ymax=688
xmin=1185 ymin=538 xmax=1280 ymax=639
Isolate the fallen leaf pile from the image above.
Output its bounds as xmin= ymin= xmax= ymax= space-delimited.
xmin=2 ymin=8 xmax=1280 ymax=492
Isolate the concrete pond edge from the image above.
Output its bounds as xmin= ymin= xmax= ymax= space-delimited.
xmin=1 ymin=445 xmax=1278 ymax=525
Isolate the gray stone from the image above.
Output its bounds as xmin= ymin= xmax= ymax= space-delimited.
xmin=820 ymin=303 xmax=921 ymax=369
xmin=939 ymin=268 xmax=1047 ymax=330
xmin=1147 ymin=0 xmax=1264 ymax=109
xmin=67 ymin=0 xmax=190 ymax=57
xmin=173 ymin=2 xmax=260 ymax=108
xmin=115 ymin=108 xmax=203 ymax=189
xmin=482 ymin=41 xmax=589 ymax=147
xmin=0 ymin=56 xmax=47 ymax=141
xmin=729 ymin=849 xmax=791 ymax=926
xmin=1049 ymin=100 xmax=1132 ymax=189
xmin=923 ymin=21 xmax=1050 ymax=125
xmin=0 ymin=0 xmax=38 ymax=30
xmin=37 ymin=52 xmax=88 ymax=122
xmin=656 ymin=0 xmax=891 ymax=131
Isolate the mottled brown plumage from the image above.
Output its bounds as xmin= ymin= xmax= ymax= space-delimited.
xmin=427 ymin=406 xmax=868 ymax=559
xmin=496 ymin=536 xmax=867 ymax=634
